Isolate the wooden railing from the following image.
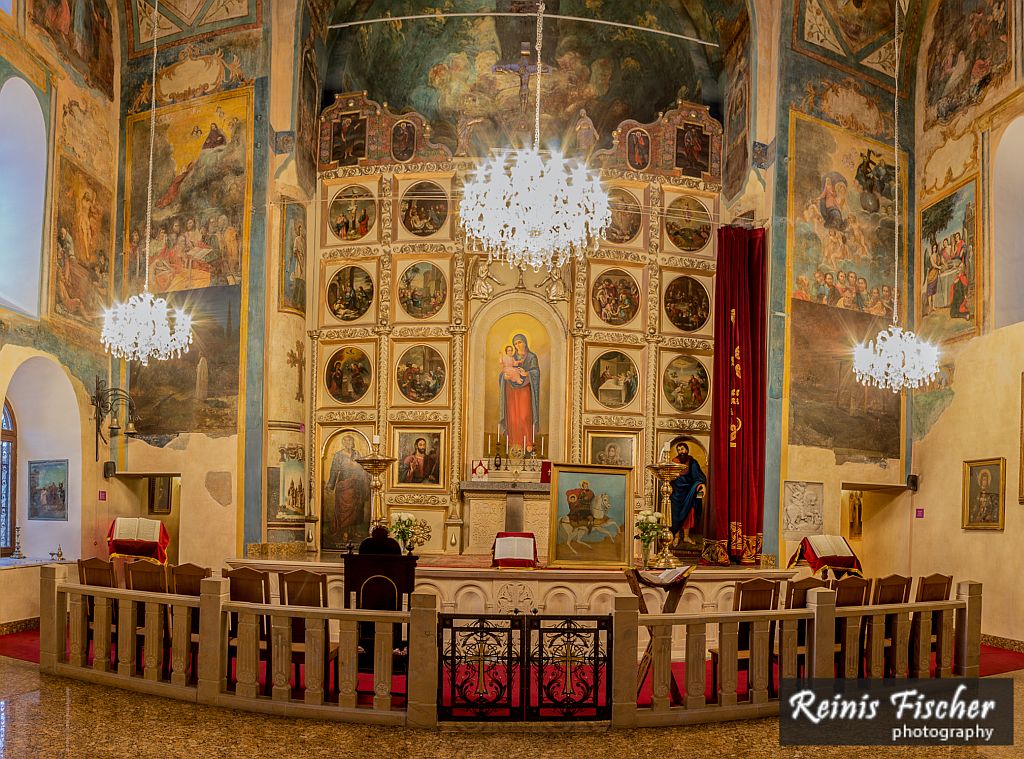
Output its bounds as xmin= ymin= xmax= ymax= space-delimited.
xmin=40 ymin=565 xmax=983 ymax=730
xmin=610 ymin=581 xmax=983 ymax=728
xmin=39 ymin=565 xmax=440 ymax=726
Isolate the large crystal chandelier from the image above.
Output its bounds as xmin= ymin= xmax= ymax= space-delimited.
xmin=853 ymin=9 xmax=938 ymax=392
xmin=102 ymin=0 xmax=192 ymax=366
xmin=459 ymin=2 xmax=610 ymax=271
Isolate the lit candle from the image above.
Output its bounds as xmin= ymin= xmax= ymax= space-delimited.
xmin=373 ymin=434 xmax=380 ymax=445
xmin=660 ymin=443 xmax=669 ymax=462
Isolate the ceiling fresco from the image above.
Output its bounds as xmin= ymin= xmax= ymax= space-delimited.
xmin=325 ymin=1 xmax=750 ymax=152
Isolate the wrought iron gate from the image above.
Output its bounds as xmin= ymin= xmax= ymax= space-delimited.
xmin=437 ymin=613 xmax=612 ymax=722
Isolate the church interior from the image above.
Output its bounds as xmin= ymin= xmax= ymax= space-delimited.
xmin=1 ymin=0 xmax=1023 ymax=754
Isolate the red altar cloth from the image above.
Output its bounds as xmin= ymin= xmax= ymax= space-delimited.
xmin=787 ymin=535 xmax=861 ymax=576
xmin=106 ymin=520 xmax=171 ymax=565
xmin=491 ymin=532 xmax=538 ymax=569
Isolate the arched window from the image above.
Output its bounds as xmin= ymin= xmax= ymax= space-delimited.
xmin=994 ymin=116 xmax=1024 ymax=328
xmin=0 ymin=76 xmax=47 ymax=317
xmin=1 ymin=399 xmax=16 ymax=556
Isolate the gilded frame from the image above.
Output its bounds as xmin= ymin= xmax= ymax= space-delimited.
xmin=660 ymin=268 xmax=714 ymax=338
xmin=962 ymin=457 xmax=1005 ymax=531
xmin=390 ymin=424 xmax=447 ymax=491
xmin=277 ymin=198 xmax=307 ymax=316
xmin=600 ymin=181 xmax=648 ymax=251
xmin=393 ymin=172 xmax=455 ymax=243
xmin=661 ymin=189 xmax=716 ymax=257
xmin=585 ymin=344 xmax=645 ymax=415
xmin=658 ymin=349 xmax=713 ymax=418
xmin=390 ymin=339 xmax=451 ymax=408
xmin=320 ymin=339 xmax=376 ymax=409
xmin=321 ymin=259 xmax=377 ymax=327
xmin=587 ymin=261 xmax=646 ymax=332
xmin=320 ymin=177 xmax=379 ymax=247
xmin=547 ymin=463 xmax=633 ymax=569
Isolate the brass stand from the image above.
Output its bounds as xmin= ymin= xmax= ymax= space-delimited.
xmin=355 ymin=441 xmax=396 ymax=528
xmin=646 ymin=461 xmax=685 ymax=569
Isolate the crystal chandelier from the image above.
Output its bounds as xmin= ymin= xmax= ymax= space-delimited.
xmin=459 ymin=2 xmax=610 ymax=271
xmin=102 ymin=0 xmax=192 ymax=366
xmin=853 ymin=9 xmax=938 ymax=392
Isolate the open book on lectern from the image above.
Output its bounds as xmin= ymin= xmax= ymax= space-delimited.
xmin=112 ymin=517 xmax=162 ymax=542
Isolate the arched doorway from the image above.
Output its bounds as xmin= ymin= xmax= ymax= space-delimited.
xmin=994 ymin=116 xmax=1024 ymax=328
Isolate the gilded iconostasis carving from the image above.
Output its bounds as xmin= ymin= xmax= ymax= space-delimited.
xmin=306 ymin=92 xmax=722 ymax=553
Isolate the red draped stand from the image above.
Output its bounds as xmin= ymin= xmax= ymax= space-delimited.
xmin=106 ymin=520 xmax=171 ymax=565
xmin=704 ymin=226 xmax=768 ymax=566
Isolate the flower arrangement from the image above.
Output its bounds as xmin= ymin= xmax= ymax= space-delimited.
xmin=390 ymin=511 xmax=432 ymax=552
xmin=633 ymin=509 xmax=664 ymax=547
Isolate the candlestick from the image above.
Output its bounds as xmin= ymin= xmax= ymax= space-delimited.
xmin=355 ymin=439 xmax=396 ymax=528
xmin=373 ymin=434 xmax=380 ymax=445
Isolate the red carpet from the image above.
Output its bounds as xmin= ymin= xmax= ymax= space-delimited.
xmin=0 ymin=630 xmax=40 ymax=664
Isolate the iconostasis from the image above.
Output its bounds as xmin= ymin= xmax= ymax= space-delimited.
xmin=298 ymin=93 xmax=723 ymax=554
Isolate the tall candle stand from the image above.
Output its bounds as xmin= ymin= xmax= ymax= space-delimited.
xmin=11 ymin=525 xmax=24 ymax=559
xmin=646 ymin=461 xmax=685 ymax=569
xmin=356 ymin=439 xmax=397 ymax=528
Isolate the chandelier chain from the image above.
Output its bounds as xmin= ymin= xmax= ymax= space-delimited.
xmin=892 ymin=5 xmax=899 ymax=326
xmin=144 ymin=0 xmax=160 ymax=293
xmin=534 ymin=2 xmax=544 ymax=150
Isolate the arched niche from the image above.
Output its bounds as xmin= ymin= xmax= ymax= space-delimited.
xmin=994 ymin=116 xmax=1024 ymax=328
xmin=0 ymin=347 xmax=85 ymax=558
xmin=466 ymin=292 xmax=568 ymax=466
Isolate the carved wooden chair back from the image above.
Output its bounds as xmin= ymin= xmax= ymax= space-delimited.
xmin=830 ymin=575 xmax=872 ymax=607
xmin=125 ymin=560 xmax=168 ymax=593
xmin=872 ymin=574 xmax=912 ymax=605
xmin=915 ymin=573 xmax=953 ymax=603
xmin=783 ymin=577 xmax=828 ymax=610
xmin=170 ymin=563 xmax=212 ymax=597
xmin=732 ymin=577 xmax=781 ymax=612
xmin=78 ymin=557 xmax=117 ymax=588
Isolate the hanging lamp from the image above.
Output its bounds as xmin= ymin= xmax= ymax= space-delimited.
xmin=853 ymin=9 xmax=938 ymax=392
xmin=102 ymin=0 xmax=192 ymax=366
xmin=459 ymin=2 xmax=610 ymax=271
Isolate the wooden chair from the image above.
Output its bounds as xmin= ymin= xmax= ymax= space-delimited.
xmin=77 ymin=558 xmax=119 ymax=666
xmin=170 ymin=563 xmax=212 ymax=684
xmin=830 ymin=575 xmax=872 ymax=677
xmin=342 ymin=546 xmax=418 ymax=684
xmin=280 ymin=570 xmax=340 ymax=695
xmin=911 ymin=573 xmax=953 ymax=676
xmin=770 ymin=576 xmax=827 ymax=691
xmin=867 ymin=574 xmax=912 ymax=677
xmin=224 ymin=566 xmax=273 ymax=695
xmin=710 ymin=578 xmax=781 ymax=698
xmin=125 ymin=560 xmax=170 ymax=677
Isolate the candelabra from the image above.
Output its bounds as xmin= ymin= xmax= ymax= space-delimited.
xmin=355 ymin=438 xmax=396 ymax=528
xmin=11 ymin=526 xmax=24 ymax=559
xmin=646 ymin=461 xmax=685 ymax=569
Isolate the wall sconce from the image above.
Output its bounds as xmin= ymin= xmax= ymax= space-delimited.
xmin=90 ymin=375 xmax=140 ymax=462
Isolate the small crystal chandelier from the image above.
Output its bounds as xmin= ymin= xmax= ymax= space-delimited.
xmin=853 ymin=9 xmax=938 ymax=392
xmin=102 ymin=0 xmax=192 ymax=366
xmin=459 ymin=2 xmax=610 ymax=271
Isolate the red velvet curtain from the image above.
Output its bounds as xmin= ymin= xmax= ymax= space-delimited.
xmin=704 ymin=225 xmax=767 ymax=566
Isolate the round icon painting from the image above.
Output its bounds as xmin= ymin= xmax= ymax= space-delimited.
xmin=662 ymin=355 xmax=710 ymax=413
xmin=324 ymin=346 xmax=372 ymax=404
xmin=665 ymin=195 xmax=712 ymax=252
xmin=591 ymin=268 xmax=641 ymax=326
xmin=398 ymin=261 xmax=448 ymax=318
xmin=664 ymin=275 xmax=711 ymax=332
xmin=603 ymin=188 xmax=642 ymax=245
xmin=326 ymin=265 xmax=374 ymax=321
xmin=396 ymin=345 xmax=446 ymax=403
xmin=589 ymin=350 xmax=640 ymax=409
xmin=328 ymin=185 xmax=376 ymax=242
xmin=401 ymin=180 xmax=448 ymax=237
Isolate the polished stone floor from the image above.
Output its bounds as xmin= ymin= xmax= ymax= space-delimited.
xmin=0 ymin=655 xmax=1019 ymax=758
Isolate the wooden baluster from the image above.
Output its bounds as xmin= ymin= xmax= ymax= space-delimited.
xmin=937 ymin=609 xmax=954 ymax=678
xmin=236 ymin=611 xmax=260 ymax=699
xmin=778 ymin=618 xmax=798 ymax=683
xmin=338 ymin=619 xmax=358 ymax=709
xmin=841 ymin=616 xmax=860 ymax=678
xmin=749 ymin=619 xmax=769 ymax=705
xmin=717 ymin=621 xmax=738 ymax=707
xmin=911 ymin=612 xmax=932 ymax=678
xmin=69 ymin=593 xmax=86 ymax=668
xmin=118 ymin=599 xmax=136 ymax=676
xmin=55 ymin=586 xmax=68 ymax=666
xmin=373 ymin=621 xmax=393 ymax=712
xmin=685 ymin=622 xmax=706 ymax=710
xmin=170 ymin=606 xmax=190 ymax=687
xmin=650 ymin=623 xmax=672 ymax=712
xmin=143 ymin=601 xmax=164 ymax=681
xmin=866 ymin=614 xmax=885 ymax=679
xmin=270 ymin=615 xmax=291 ymax=701
xmin=892 ymin=612 xmax=909 ymax=678
xmin=92 ymin=596 xmax=112 ymax=672
xmin=304 ymin=618 xmax=325 ymax=706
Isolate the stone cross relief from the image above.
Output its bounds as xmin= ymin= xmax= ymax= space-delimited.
xmin=286 ymin=339 xmax=305 ymax=403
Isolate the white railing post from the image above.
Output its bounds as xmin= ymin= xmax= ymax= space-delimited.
xmin=407 ymin=593 xmax=439 ymax=728
xmin=93 ymin=596 xmax=113 ymax=672
xmin=955 ymin=581 xmax=982 ymax=677
xmin=338 ymin=619 xmax=359 ymax=709
xmin=611 ymin=595 xmax=639 ymax=728
xmin=684 ymin=622 xmax=707 ymax=709
xmin=143 ymin=601 xmax=164 ymax=681
xmin=271 ymin=614 xmax=292 ymax=701
xmin=197 ymin=576 xmax=230 ymax=703
xmin=717 ymin=620 xmax=739 ymax=707
xmin=373 ymin=621 xmax=394 ymax=712
xmin=748 ymin=618 xmax=769 ymax=704
xmin=304 ymin=616 xmax=326 ymax=706
xmin=68 ymin=592 xmax=86 ymax=668
xmin=806 ymin=588 xmax=836 ymax=678
xmin=39 ymin=564 xmax=68 ymax=674
xmin=170 ymin=605 xmax=190 ymax=686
